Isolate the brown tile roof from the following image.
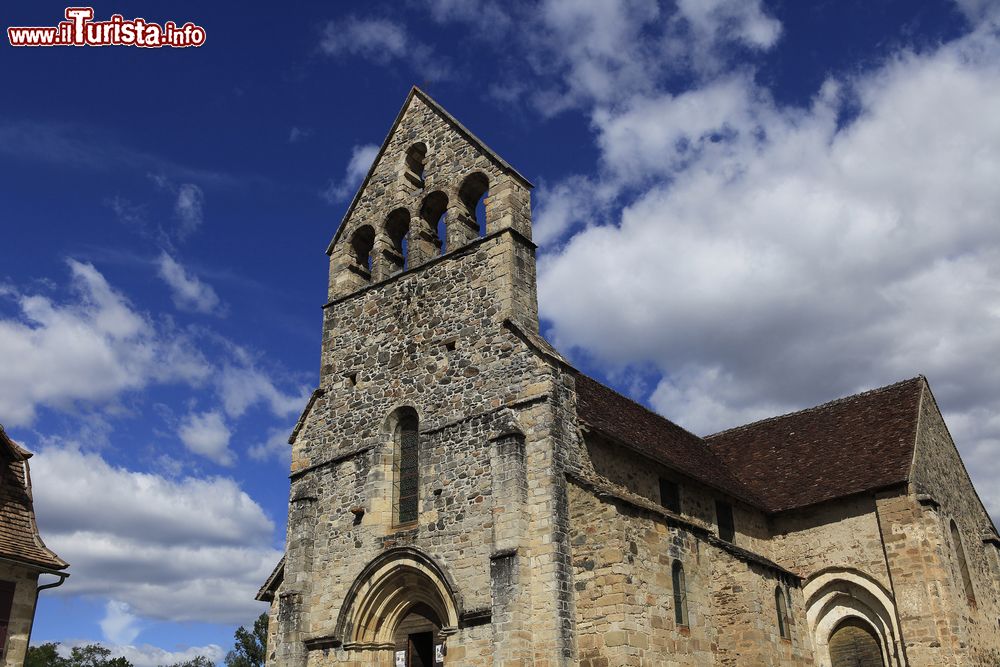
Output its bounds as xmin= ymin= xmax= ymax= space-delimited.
xmin=573 ymin=373 xmax=760 ymax=505
xmin=705 ymin=377 xmax=924 ymax=513
xmin=0 ymin=426 xmax=68 ymax=571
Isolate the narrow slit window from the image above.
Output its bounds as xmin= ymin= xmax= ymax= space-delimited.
xmin=716 ymin=500 xmax=735 ymax=542
xmin=393 ymin=413 xmax=420 ymax=525
xmin=775 ymin=586 xmax=790 ymax=639
xmin=950 ymin=520 xmax=976 ymax=605
xmin=672 ymin=560 xmax=688 ymax=626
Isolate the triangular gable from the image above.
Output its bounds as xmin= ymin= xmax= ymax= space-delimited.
xmin=325 ymin=86 xmax=532 ymax=255
xmin=908 ymin=379 xmax=1000 ymax=536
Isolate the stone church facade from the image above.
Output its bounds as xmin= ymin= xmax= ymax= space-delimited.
xmin=258 ymin=87 xmax=1000 ymax=666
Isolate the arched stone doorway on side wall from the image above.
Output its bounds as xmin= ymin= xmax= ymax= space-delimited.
xmin=829 ymin=618 xmax=886 ymax=667
xmin=803 ymin=568 xmax=903 ymax=667
xmin=334 ymin=548 xmax=461 ymax=666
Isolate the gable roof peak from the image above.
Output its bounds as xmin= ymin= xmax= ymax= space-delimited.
xmin=325 ymin=85 xmax=532 ymax=255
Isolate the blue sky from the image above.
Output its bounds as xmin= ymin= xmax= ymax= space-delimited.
xmin=3 ymin=0 xmax=999 ymax=663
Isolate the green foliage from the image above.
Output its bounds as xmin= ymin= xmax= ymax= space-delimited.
xmin=25 ymin=643 xmax=134 ymax=667
xmin=26 ymin=643 xmax=63 ymax=667
xmin=159 ymin=657 xmax=215 ymax=667
xmin=223 ymin=613 xmax=268 ymax=667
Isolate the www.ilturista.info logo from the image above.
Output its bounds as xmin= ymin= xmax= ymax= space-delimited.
xmin=8 ymin=7 xmax=206 ymax=48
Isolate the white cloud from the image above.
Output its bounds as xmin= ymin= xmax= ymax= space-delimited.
xmin=31 ymin=445 xmax=279 ymax=623
xmin=425 ymin=0 xmax=512 ymax=31
xmin=156 ymin=253 xmax=222 ymax=315
xmin=537 ymin=26 xmax=1000 ymax=522
xmin=58 ymin=641 xmax=224 ymax=667
xmin=592 ymin=75 xmax=767 ymax=185
xmin=288 ymin=126 xmax=312 ymax=143
xmin=100 ymin=600 xmax=141 ymax=645
xmin=952 ymin=0 xmax=1000 ymax=24
xmin=320 ymin=17 xmax=408 ymax=61
xmin=174 ymin=183 xmax=204 ymax=238
xmin=248 ymin=426 xmax=293 ymax=464
xmin=674 ymin=0 xmax=781 ymax=52
xmin=321 ymin=143 xmax=379 ymax=204
xmin=217 ymin=366 xmax=309 ymax=420
xmin=0 ymin=261 xmax=209 ymax=426
xmin=319 ymin=17 xmax=452 ymax=81
xmin=178 ymin=410 xmax=234 ymax=466
xmin=432 ymin=0 xmax=781 ymax=115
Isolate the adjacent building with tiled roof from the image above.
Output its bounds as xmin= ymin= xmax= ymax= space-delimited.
xmin=261 ymin=88 xmax=1000 ymax=667
xmin=0 ymin=426 xmax=68 ymax=666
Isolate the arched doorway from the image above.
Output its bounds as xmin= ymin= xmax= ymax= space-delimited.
xmin=829 ymin=618 xmax=885 ymax=667
xmin=392 ymin=602 xmax=441 ymax=667
xmin=803 ymin=568 xmax=901 ymax=666
xmin=335 ymin=548 xmax=460 ymax=665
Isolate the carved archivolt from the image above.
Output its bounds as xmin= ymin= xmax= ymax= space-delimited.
xmin=334 ymin=547 xmax=460 ymax=650
xmin=804 ymin=568 xmax=902 ymax=667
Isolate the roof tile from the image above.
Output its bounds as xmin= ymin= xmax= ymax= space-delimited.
xmin=705 ymin=377 xmax=924 ymax=513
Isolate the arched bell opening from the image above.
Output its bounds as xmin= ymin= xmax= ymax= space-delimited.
xmin=349 ymin=225 xmax=376 ymax=281
xmin=458 ymin=171 xmax=490 ymax=239
xmin=403 ymin=143 xmax=427 ymax=193
xmin=384 ymin=208 xmax=411 ymax=275
xmin=419 ymin=191 xmax=449 ymax=256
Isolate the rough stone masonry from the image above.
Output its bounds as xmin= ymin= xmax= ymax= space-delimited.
xmin=258 ymin=87 xmax=1000 ymax=667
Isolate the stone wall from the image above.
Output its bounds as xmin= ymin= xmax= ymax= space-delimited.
xmin=769 ymin=495 xmax=892 ymax=587
xmin=0 ymin=562 xmax=38 ymax=667
xmin=280 ymin=147 xmax=580 ymax=664
xmin=897 ymin=384 xmax=1000 ymax=665
xmin=567 ymin=480 xmax=814 ymax=666
xmin=708 ymin=558 xmax=811 ymax=666
xmin=326 ymin=90 xmax=534 ymax=324
xmin=270 ymin=88 xmax=1000 ymax=667
xmin=580 ymin=433 xmax=771 ymax=556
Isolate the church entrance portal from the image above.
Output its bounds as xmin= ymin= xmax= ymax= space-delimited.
xmin=392 ymin=603 xmax=441 ymax=666
xmin=829 ymin=618 xmax=886 ymax=667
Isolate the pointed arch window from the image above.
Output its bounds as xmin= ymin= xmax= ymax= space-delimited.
xmin=393 ymin=410 xmax=420 ymax=525
xmin=775 ymin=586 xmax=791 ymax=639
xmin=672 ymin=560 xmax=688 ymax=627
xmin=950 ymin=520 xmax=976 ymax=605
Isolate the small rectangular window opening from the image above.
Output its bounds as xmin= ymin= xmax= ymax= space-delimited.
xmin=716 ymin=500 xmax=735 ymax=542
xmin=346 ymin=372 xmax=358 ymax=387
xmin=659 ymin=478 xmax=681 ymax=514
xmin=444 ymin=339 xmax=457 ymax=352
